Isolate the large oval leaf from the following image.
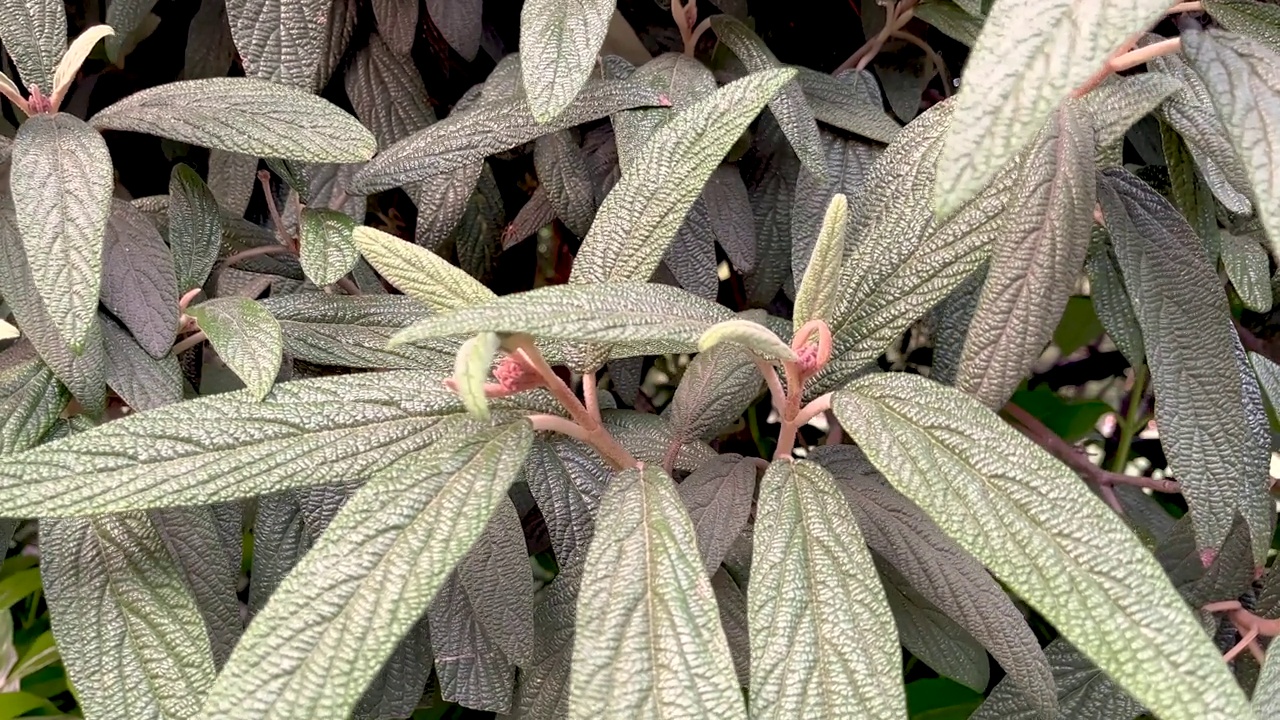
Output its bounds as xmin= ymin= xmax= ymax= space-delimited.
xmin=519 ymin=0 xmax=616 ymax=122
xmin=832 ymin=373 xmax=1254 ymax=720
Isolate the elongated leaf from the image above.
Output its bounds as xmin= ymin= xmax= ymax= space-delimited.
xmin=225 ymin=0 xmax=326 ymax=88
xmin=698 ymin=319 xmax=796 ymax=362
xmin=1081 ymin=73 xmax=1184 ymax=151
xmin=90 ymin=78 xmax=376 ymax=163
xmin=570 ymin=68 xmax=795 ymax=285
xmin=793 ymin=67 xmax=902 ymax=144
xmin=345 ymin=34 xmax=435 ymax=149
xmin=833 ymin=373 xmax=1254 ymax=720
xmin=972 ymin=638 xmax=1145 ymax=720
xmin=182 ymin=0 xmax=236 ymax=80
xmin=353 ymin=226 xmax=495 ymax=310
xmin=198 ymin=421 xmax=533 ymax=720
xmin=188 ymin=297 xmax=283 ymax=401
xmin=0 ymin=342 xmax=68 ymax=454
xmin=0 ymin=370 xmax=492 ymax=516
xmin=535 ymin=130 xmax=596 ymax=237
xmin=416 ymin=164 xmax=483 ymax=250
xmin=915 ymin=0 xmax=983 ymax=46
xmin=247 ymin=493 xmax=310 ymax=616
xmin=102 ymin=316 xmax=183 ymax=412
xmin=390 ymin=282 xmax=733 ymax=356
xmin=1256 ymin=636 xmax=1280 ymax=716
xmin=1085 ymin=226 xmax=1145 ymax=365
xmin=791 ymin=130 xmax=879 ymax=286
xmin=454 ymin=332 xmax=500 ymax=420
xmin=744 ymin=127 xmax=798 ymax=305
xmin=1223 ymin=232 xmax=1272 ymax=312
xmin=259 ymin=294 xmax=455 ymax=371
xmin=569 ymin=465 xmax=746 ymax=719
xmin=101 ymin=200 xmax=180 ymax=359
xmin=298 ymin=208 xmax=358 ymax=286
xmin=1099 ymin=168 xmax=1272 ymax=563
xmin=677 ymin=455 xmax=756 ymax=576
xmin=10 ymin=113 xmax=113 ymax=352
xmin=955 ymin=103 xmax=1095 ymax=408
xmin=750 ymin=460 xmax=904 ymax=719
xmin=932 ymin=0 xmax=1169 ymax=216
xmin=1183 ymin=26 xmax=1280 ymax=258
xmin=354 ymin=619 xmax=432 ymax=720
xmin=0 ymin=0 xmax=65 ymax=93
xmin=1205 ymin=0 xmax=1280 ymax=52
xmin=665 ymin=341 xmax=762 ymax=442
xmin=878 ymin=562 xmax=989 ymax=692
xmin=42 ymin=512 xmax=217 ymax=719
xmin=424 ymin=0 xmax=478 ymax=58
xmin=499 ymin=558 xmax=583 ymax=720
xmin=602 ymin=410 xmax=716 ymax=472
xmin=168 ymin=164 xmax=223 ymax=292
xmin=704 ymin=164 xmax=756 ymax=272
xmin=710 ymin=16 xmax=825 ymax=178
xmin=793 ymin=193 xmax=848 ymax=326
xmin=451 ymin=162 xmax=505 ymax=280
xmin=1161 ymin=120 xmax=1222 ymax=262
xmin=521 ymin=436 xmax=609 ymax=566
xmin=519 ymin=0 xmax=615 ymax=122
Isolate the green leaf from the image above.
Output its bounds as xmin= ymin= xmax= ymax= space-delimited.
xmin=356 ymin=619 xmax=433 ymax=720
xmin=518 ymin=0 xmax=616 ymax=122
xmin=102 ymin=315 xmax=183 ymax=412
xmin=750 ymin=459 xmax=905 ymax=719
xmin=698 ymin=319 xmax=796 ymax=362
xmin=344 ymin=33 xmax=435 ymax=149
xmin=225 ymin=0 xmax=326 ymax=88
xmin=744 ymin=125 xmax=799 ymax=306
xmin=907 ymin=678 xmax=984 ymax=720
xmin=90 ymin=78 xmax=377 ymax=163
xmin=604 ymin=53 xmax=717 ymax=170
xmin=665 ymin=342 xmax=763 ymax=443
xmin=879 ymin=563 xmax=988 ymax=692
xmin=534 ymin=130 xmax=596 ymax=238
xmin=793 ymin=192 xmax=848 ymax=327
xmin=42 ymin=512 xmax=217 ymax=719
xmin=298 ymin=208 xmax=359 ymax=286
xmin=955 ymin=103 xmax=1095 ymax=408
xmin=168 ymin=163 xmax=223 ymax=293
xmin=246 ymin=492 xmax=310 ymax=616
xmin=1183 ymin=26 xmax=1280 ymax=259
xmin=928 ymin=265 xmax=986 ymax=386
xmin=352 ymin=225 xmax=495 ymax=311
xmin=0 ymin=569 xmax=39 ymax=611
xmin=915 ymin=0 xmax=984 ymax=46
xmin=0 ymin=691 xmax=57 ymax=718
xmin=832 ymin=373 xmax=1254 ymax=720
xmin=188 ymin=297 xmax=283 ymax=401
xmin=1161 ymin=120 xmax=1222 ymax=262
xmin=0 ymin=342 xmax=68 ymax=454
xmin=1223 ymin=232 xmax=1273 ymax=312
xmin=390 ymin=282 xmax=733 ymax=357
xmin=677 ymin=455 xmax=756 ymax=576
xmin=1205 ymin=0 xmax=1280 ymax=53
xmin=0 ymin=370 xmax=486 ymax=516
xmin=101 ymin=200 xmax=180 ymax=359
xmin=1099 ymin=168 xmax=1272 ymax=563
xmin=500 ymin=558 xmax=582 ymax=719
xmin=10 ymin=113 xmax=113 ymax=353
xmin=424 ymin=0 xmax=479 ymax=59
xmin=198 ymin=421 xmax=532 ymax=720
xmin=793 ymin=67 xmax=902 ymax=144
xmin=932 ymin=0 xmax=1170 ymax=216
xmin=972 ymin=638 xmax=1144 ymax=720
xmin=709 ymin=16 xmax=825 ymax=178
xmin=1085 ymin=226 xmax=1145 ymax=366
xmin=454 ymin=332 xmax=501 ymax=420
xmin=103 ymin=0 xmax=156 ymax=65
xmin=182 ymin=0 xmax=236 ymax=80
xmin=570 ymin=68 xmax=795 ymax=285
xmin=569 ymin=465 xmax=746 ymax=719
xmin=0 ymin=0 xmax=65 ymax=93
xmin=1255 ymin=632 xmax=1280 ymax=716
xmin=451 ymin=162 xmax=506 ymax=281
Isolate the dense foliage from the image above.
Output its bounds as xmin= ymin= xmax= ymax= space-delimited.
xmin=1 ymin=0 xmax=1280 ymax=718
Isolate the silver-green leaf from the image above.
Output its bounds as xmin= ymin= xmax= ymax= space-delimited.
xmin=518 ymin=0 xmax=616 ymax=122
xmin=188 ymin=297 xmax=283 ymax=401
xmin=168 ymin=163 xmax=223 ymax=293
xmin=677 ymin=454 xmax=757 ymax=577
xmin=225 ymin=0 xmax=326 ymax=88
xmin=298 ymin=208 xmax=359 ymax=287
xmin=352 ymin=225 xmax=495 ymax=311
xmin=0 ymin=0 xmax=65 ymax=93
xmin=0 ymin=341 xmax=69 ymax=454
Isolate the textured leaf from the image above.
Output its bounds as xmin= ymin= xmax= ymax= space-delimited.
xmin=424 ymin=0 xmax=479 ymax=59
xmin=352 ymin=225 xmax=495 ymax=310
xmin=259 ymin=294 xmax=455 ymax=371
xmin=188 ymin=297 xmax=283 ymax=401
xmin=604 ymin=53 xmax=717 ymax=170
xmin=198 ymin=421 xmax=533 ymax=720
xmin=601 ymin=410 xmax=716 ymax=472
xmin=665 ymin=341 xmax=762 ymax=442
xmin=915 ymin=0 xmax=984 ymax=46
xmin=744 ymin=130 xmax=798 ymax=306
xmin=1084 ymin=227 xmax=1145 ymax=366
xmin=569 ymin=465 xmax=746 ymax=719
xmin=878 ymin=561 xmax=989 ymax=692
xmin=0 ymin=342 xmax=68 ymax=454
xmin=225 ymin=0 xmax=326 ymax=88
xmin=661 ymin=209 xmax=719 ymax=301
xmin=1099 ymin=168 xmax=1272 ymax=563
xmin=352 ymin=74 xmax=664 ymax=193
xmin=0 ymin=0 xmax=65 ymax=92
xmin=793 ymin=193 xmax=848 ymax=326
xmin=182 ymin=0 xmax=236 ymax=80
xmin=710 ymin=15 xmax=825 ymax=178
xmin=345 ymin=34 xmax=435 ymax=149
xmin=812 ymin=443 xmax=1056 ymax=714
xmin=90 ymin=78 xmax=377 ymax=163
xmin=1161 ymin=119 xmax=1222 ymax=262
xmin=1183 ymin=26 xmax=1280 ymax=258
xmin=750 ymin=460 xmax=904 ymax=719
xmin=451 ymin=162 xmax=506 ymax=280
xmin=454 ymin=332 xmax=500 ymax=420
xmin=168 ymin=164 xmax=223 ymax=292
xmin=704 ymin=164 xmax=756 ymax=273
xmin=415 ymin=164 xmax=483 ymax=250
xmin=1081 ymin=73 xmax=1184 ymax=151
xmin=570 ymin=68 xmax=794 ymax=285
xmin=972 ymin=638 xmax=1145 ymax=720
xmin=1223 ymin=232 xmax=1272 ymax=312
xmin=519 ymin=0 xmax=616 ymax=122
xmin=698 ymin=319 xmax=796 ymax=362
xmin=833 ymin=373 xmax=1254 ymax=720
xmin=927 ymin=264 xmax=986 ymax=385
xmin=535 ymin=130 xmax=596 ymax=237
xmin=206 ymin=150 xmax=258 ymax=217
xmin=247 ymin=493 xmax=311 ymax=616
xmin=100 ymin=200 xmax=180 ymax=359
xmin=1256 ymin=635 xmax=1280 ymax=716
xmin=0 ymin=370 xmax=485 ymax=516
xmin=104 ymin=1 xmax=156 ymax=64
xmin=315 ymin=0 xmax=358 ymax=90
xmin=102 ymin=316 xmax=183 ymax=412
xmin=499 ymin=559 xmax=582 ymax=720
xmin=10 ymin=113 xmax=113 ymax=352
xmin=521 ymin=436 xmax=608 ymax=566
xmin=791 ymin=129 xmax=879 ymax=286
xmin=390 ymin=282 xmax=733 ymax=357
xmin=793 ymin=68 xmax=901 ymax=144
xmin=354 ymin=619 xmax=432 ymax=720
xmin=955 ymin=104 xmax=1095 ymax=408
xmin=1205 ymin=0 xmax=1280 ymax=52
xmin=710 ymin=568 xmax=751 ymax=687
xmin=298 ymin=208 xmax=358 ymax=286
xmin=42 ymin=512 xmax=217 ymax=719
xmin=677 ymin=455 xmax=756 ymax=577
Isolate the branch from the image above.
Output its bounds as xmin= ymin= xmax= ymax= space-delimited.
xmin=835 ymin=0 xmax=918 ymax=73
xmin=172 ymin=331 xmax=207 ymax=356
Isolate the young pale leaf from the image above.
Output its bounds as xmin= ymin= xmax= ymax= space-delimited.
xmin=42 ymin=512 xmax=217 ymax=719
xmin=89 ymin=78 xmax=377 ymax=163
xmin=0 ymin=342 xmax=69 ymax=454
xmin=519 ymin=0 xmax=616 ymax=122
xmin=709 ymin=15 xmax=826 ymax=178
xmin=955 ymin=103 xmax=1095 ymax=409
xmin=424 ymin=0 xmax=480 ymax=59
xmin=344 ymin=34 xmax=435 ymax=149
xmin=60 ymin=24 xmax=115 ymax=93
xmin=0 ymin=0 xmax=65 ymax=93
xmin=1222 ymin=232 xmax=1272 ymax=313
xmin=570 ymin=68 xmax=795 ymax=285
xmin=698 ymin=319 xmax=797 ymax=362
xmin=198 ymin=421 xmax=533 ymax=720
xmin=168 ymin=164 xmax=223 ymax=292
xmin=833 ymin=373 xmax=1254 ymax=720
xmin=793 ymin=192 xmax=848 ymax=327
xmin=1204 ymin=0 xmax=1280 ymax=52
xmin=932 ymin=0 xmax=1169 ymax=216
xmin=677 ymin=455 xmax=757 ymax=576
xmin=101 ymin=200 xmax=180 ymax=359
xmin=188 ymin=298 xmax=283 ymax=401
xmin=793 ymin=67 xmax=902 ymax=144
xmin=352 ymin=225 xmax=495 ymax=311
xmin=390 ymin=282 xmax=733 ymax=356
xmin=1183 ymin=26 xmax=1280 ymax=258
xmin=10 ymin=113 xmax=113 ymax=353
xmin=664 ymin=341 xmax=763 ymax=443
xmin=972 ymin=638 xmax=1145 ymax=720
xmin=259 ymin=294 xmax=455 ymax=371
xmin=102 ymin=316 xmax=183 ymax=412
xmin=1099 ymin=168 xmax=1272 ymax=563
xmin=298 ymin=208 xmax=359 ymax=286
xmin=454 ymin=332 xmax=500 ymax=420
xmin=569 ymin=465 xmax=746 ymax=719
xmin=750 ymin=460 xmax=905 ymax=719
xmin=225 ymin=0 xmax=326 ymax=88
